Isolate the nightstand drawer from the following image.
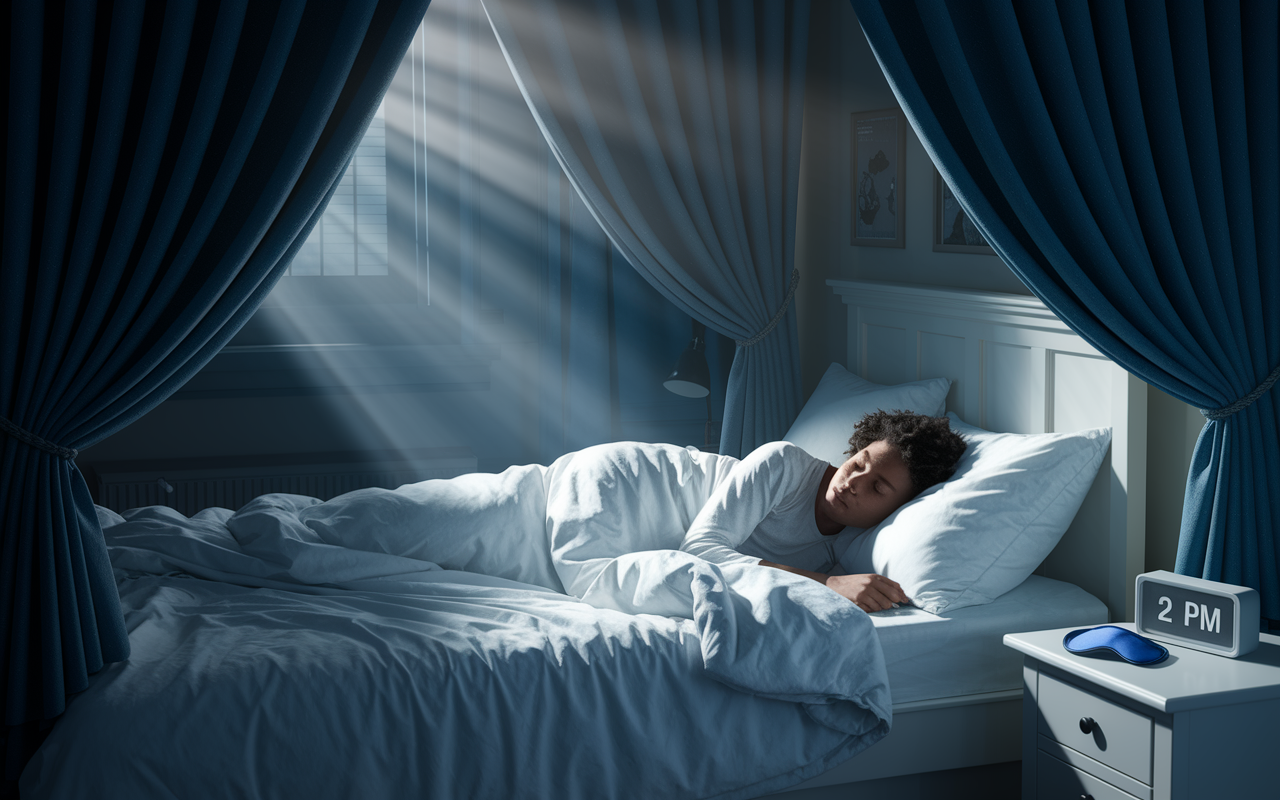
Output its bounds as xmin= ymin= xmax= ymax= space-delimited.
xmin=1037 ymin=673 xmax=1152 ymax=783
xmin=1037 ymin=749 xmax=1141 ymax=800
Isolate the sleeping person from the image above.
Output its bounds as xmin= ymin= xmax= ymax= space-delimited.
xmin=547 ymin=410 xmax=967 ymax=613
xmin=712 ymin=411 xmax=965 ymax=613
xmin=173 ymin=410 xmax=966 ymax=612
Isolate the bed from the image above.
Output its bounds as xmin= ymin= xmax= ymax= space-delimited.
xmin=19 ymin=281 xmax=1147 ymax=799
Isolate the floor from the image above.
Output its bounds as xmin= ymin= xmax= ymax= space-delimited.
xmin=768 ymin=760 xmax=1021 ymax=800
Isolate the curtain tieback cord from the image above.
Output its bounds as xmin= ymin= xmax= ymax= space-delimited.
xmin=736 ymin=269 xmax=801 ymax=348
xmin=0 ymin=414 xmax=79 ymax=460
xmin=1201 ymin=361 xmax=1280 ymax=420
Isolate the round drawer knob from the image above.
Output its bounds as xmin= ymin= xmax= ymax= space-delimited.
xmin=1081 ymin=794 xmax=1094 ymax=800
xmin=1079 ymin=716 xmax=1095 ymax=734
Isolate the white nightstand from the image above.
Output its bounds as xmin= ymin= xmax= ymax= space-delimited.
xmin=1004 ymin=623 xmax=1280 ymax=800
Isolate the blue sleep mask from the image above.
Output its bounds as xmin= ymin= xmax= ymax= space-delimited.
xmin=1063 ymin=625 xmax=1169 ymax=665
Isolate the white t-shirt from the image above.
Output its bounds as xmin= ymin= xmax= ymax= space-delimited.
xmin=680 ymin=441 xmax=863 ymax=573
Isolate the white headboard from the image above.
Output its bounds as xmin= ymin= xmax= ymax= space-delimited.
xmin=828 ymin=279 xmax=1147 ymax=621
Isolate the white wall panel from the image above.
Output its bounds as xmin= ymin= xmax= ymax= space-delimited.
xmin=920 ymin=331 xmax=964 ymax=414
xmin=864 ymin=323 xmax=911 ymax=385
xmin=983 ymin=342 xmax=1033 ymax=433
xmin=1052 ymin=352 xmax=1113 ymax=433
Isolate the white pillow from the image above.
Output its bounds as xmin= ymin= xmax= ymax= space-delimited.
xmin=839 ymin=413 xmax=1111 ymax=614
xmin=783 ymin=363 xmax=951 ymax=466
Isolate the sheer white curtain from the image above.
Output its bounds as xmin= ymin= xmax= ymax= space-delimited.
xmin=482 ymin=0 xmax=810 ymax=457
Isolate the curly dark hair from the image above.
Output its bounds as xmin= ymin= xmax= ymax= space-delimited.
xmin=846 ymin=410 xmax=967 ymax=497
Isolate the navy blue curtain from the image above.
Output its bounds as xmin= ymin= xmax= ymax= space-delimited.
xmin=851 ymin=1 xmax=1280 ymax=619
xmin=0 ymin=0 xmax=430 ymax=778
xmin=483 ymin=0 xmax=809 ymax=459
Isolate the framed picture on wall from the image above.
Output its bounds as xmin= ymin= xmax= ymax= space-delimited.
xmin=851 ymin=108 xmax=906 ymax=248
xmin=933 ymin=167 xmax=996 ymax=255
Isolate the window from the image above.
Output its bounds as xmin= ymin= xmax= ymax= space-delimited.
xmin=287 ymin=103 xmax=388 ymax=277
xmin=232 ymin=12 xmax=451 ymax=346
xmin=233 ymin=0 xmax=563 ymax=348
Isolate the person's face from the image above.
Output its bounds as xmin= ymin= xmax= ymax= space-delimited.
xmin=822 ymin=440 xmax=914 ymax=530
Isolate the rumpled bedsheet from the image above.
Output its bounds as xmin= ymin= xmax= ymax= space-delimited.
xmin=23 ymin=442 xmax=890 ymax=800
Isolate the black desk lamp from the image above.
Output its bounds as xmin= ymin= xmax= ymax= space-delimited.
xmin=664 ymin=320 xmax=717 ymax=449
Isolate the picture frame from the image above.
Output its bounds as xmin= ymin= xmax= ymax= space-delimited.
xmin=850 ymin=108 xmax=906 ymax=248
xmin=933 ymin=167 xmax=996 ymax=255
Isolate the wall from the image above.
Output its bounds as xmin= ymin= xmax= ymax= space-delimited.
xmin=794 ymin=1 xmax=1202 ymax=575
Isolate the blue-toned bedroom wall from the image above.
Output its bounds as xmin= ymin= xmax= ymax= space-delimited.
xmin=794 ymin=1 xmax=1199 ymax=577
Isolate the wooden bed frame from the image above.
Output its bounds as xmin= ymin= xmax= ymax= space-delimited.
xmin=769 ymin=279 xmax=1148 ymax=796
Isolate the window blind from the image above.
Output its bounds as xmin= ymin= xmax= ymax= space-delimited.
xmin=289 ymin=101 xmax=388 ymax=276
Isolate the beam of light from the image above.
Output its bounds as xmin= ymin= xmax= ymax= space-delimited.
xmin=240 ymin=0 xmax=578 ymax=469
xmin=245 ymin=0 xmax=715 ymax=471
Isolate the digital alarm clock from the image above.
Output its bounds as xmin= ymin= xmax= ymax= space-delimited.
xmin=1135 ymin=570 xmax=1260 ymax=658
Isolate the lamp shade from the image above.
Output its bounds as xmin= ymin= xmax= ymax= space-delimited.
xmin=664 ymin=348 xmax=710 ymax=398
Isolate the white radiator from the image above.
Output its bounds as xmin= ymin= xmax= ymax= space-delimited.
xmin=91 ymin=449 xmax=477 ymax=517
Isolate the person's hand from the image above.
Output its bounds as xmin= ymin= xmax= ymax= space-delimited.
xmin=824 ymin=573 xmax=909 ymax=613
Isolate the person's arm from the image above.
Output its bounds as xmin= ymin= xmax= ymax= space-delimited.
xmin=679 ymin=445 xmax=791 ymax=568
xmin=758 ymin=560 xmax=909 ymax=613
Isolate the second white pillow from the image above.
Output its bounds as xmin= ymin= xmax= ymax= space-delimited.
xmin=782 ymin=363 xmax=951 ymax=466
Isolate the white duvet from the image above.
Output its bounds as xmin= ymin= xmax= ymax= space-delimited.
xmin=23 ymin=443 xmax=891 ymax=800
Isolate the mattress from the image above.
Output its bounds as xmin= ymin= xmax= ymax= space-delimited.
xmin=871 ymin=574 xmax=1107 ymax=705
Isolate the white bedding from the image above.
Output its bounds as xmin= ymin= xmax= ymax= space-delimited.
xmin=23 ymin=443 xmax=892 ymax=800
xmin=873 ymin=574 xmax=1107 ymax=705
